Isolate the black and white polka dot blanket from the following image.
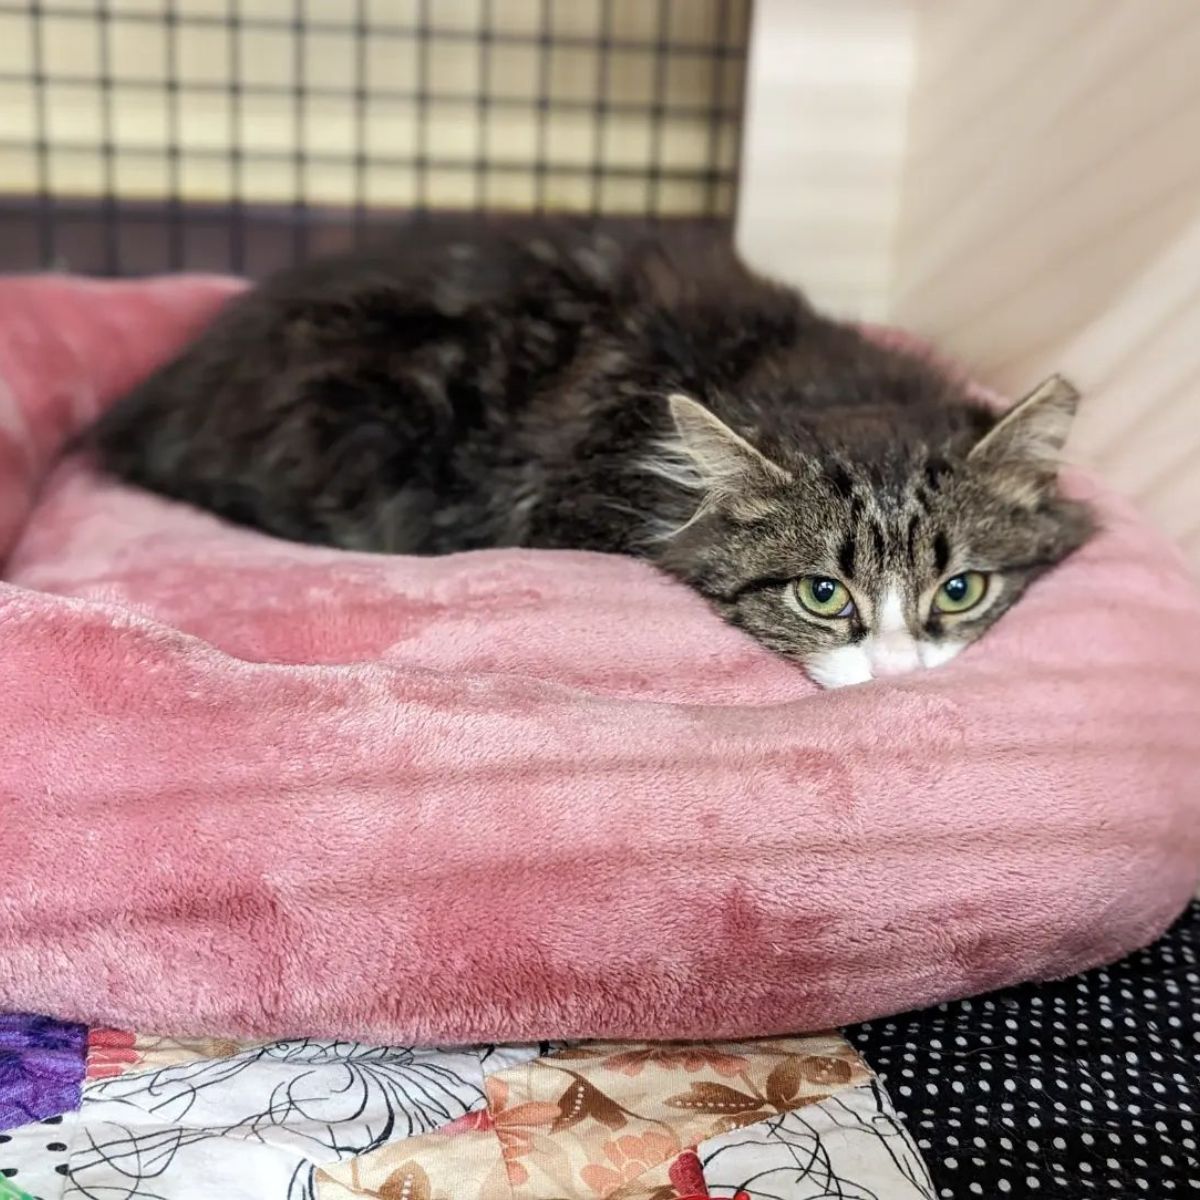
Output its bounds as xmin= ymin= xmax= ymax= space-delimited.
xmin=850 ymin=899 xmax=1200 ymax=1198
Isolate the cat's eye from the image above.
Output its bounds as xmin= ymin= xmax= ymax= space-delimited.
xmin=935 ymin=571 xmax=989 ymax=614
xmin=793 ymin=575 xmax=854 ymax=619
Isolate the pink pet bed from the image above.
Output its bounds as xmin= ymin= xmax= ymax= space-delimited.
xmin=1 ymin=275 xmax=1199 ymax=1044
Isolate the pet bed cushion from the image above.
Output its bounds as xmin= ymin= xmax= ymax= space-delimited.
xmin=0 ymin=275 xmax=1198 ymax=1044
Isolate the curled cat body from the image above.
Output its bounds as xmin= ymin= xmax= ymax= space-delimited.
xmin=91 ymin=221 xmax=1093 ymax=688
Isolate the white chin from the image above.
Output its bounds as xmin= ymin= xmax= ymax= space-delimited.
xmin=804 ymin=640 xmax=966 ymax=689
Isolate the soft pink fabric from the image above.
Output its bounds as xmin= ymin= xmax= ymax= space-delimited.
xmin=1 ymin=275 xmax=1199 ymax=1044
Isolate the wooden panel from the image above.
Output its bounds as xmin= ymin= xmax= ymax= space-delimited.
xmin=735 ymin=0 xmax=916 ymax=320
xmin=891 ymin=0 xmax=1200 ymax=570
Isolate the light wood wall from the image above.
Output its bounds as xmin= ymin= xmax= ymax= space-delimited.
xmin=739 ymin=0 xmax=1200 ymax=569
xmin=891 ymin=0 xmax=1200 ymax=566
xmin=736 ymin=0 xmax=915 ymax=320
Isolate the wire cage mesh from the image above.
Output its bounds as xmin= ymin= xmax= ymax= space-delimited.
xmin=0 ymin=0 xmax=752 ymax=277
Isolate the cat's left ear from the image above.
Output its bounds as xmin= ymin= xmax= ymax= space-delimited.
xmin=667 ymin=393 xmax=793 ymax=495
xmin=968 ymin=375 xmax=1079 ymax=499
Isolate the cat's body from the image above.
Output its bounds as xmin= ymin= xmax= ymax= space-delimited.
xmin=94 ymin=223 xmax=923 ymax=557
xmin=92 ymin=222 xmax=1092 ymax=687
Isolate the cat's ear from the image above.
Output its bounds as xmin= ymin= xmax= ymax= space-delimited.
xmin=667 ymin=393 xmax=793 ymax=495
xmin=968 ymin=375 xmax=1078 ymax=501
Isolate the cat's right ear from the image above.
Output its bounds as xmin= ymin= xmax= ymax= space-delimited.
xmin=970 ymin=375 xmax=1078 ymax=464
xmin=666 ymin=393 xmax=793 ymax=496
xmin=968 ymin=375 xmax=1079 ymax=505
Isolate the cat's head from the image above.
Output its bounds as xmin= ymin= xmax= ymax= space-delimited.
xmin=648 ymin=376 xmax=1094 ymax=688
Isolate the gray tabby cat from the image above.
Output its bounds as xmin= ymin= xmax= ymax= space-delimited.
xmin=91 ymin=222 xmax=1093 ymax=688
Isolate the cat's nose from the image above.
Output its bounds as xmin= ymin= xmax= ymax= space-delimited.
xmin=868 ymin=638 xmax=922 ymax=677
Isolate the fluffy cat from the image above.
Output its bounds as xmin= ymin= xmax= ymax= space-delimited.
xmin=91 ymin=222 xmax=1093 ymax=688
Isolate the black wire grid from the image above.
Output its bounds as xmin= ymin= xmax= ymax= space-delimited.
xmin=0 ymin=1 xmax=751 ymax=277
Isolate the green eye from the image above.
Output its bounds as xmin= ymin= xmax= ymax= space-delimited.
xmin=794 ymin=575 xmax=854 ymax=618
xmin=935 ymin=571 xmax=989 ymax=614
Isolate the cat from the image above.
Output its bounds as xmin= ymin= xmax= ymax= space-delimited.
xmin=90 ymin=221 xmax=1094 ymax=688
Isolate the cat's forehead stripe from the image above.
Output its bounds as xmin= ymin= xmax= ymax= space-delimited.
xmin=870 ymin=521 xmax=886 ymax=560
xmin=826 ymin=471 xmax=958 ymax=575
xmin=838 ymin=530 xmax=857 ymax=579
xmin=933 ymin=530 xmax=951 ymax=574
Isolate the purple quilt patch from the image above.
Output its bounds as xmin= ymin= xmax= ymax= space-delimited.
xmin=0 ymin=1013 xmax=86 ymax=1130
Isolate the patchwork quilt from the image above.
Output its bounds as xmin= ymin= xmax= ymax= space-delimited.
xmin=0 ymin=1025 xmax=930 ymax=1200
xmin=5 ymin=901 xmax=1199 ymax=1198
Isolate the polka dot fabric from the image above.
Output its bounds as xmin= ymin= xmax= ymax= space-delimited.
xmin=850 ymin=901 xmax=1200 ymax=1197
